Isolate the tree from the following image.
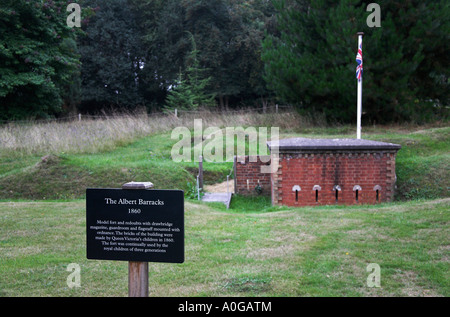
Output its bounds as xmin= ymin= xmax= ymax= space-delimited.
xmin=214 ymin=0 xmax=277 ymax=108
xmin=262 ymin=0 xmax=449 ymax=123
xmin=165 ymin=70 xmax=195 ymax=111
xmin=183 ymin=33 xmax=216 ymax=108
xmin=165 ymin=34 xmax=215 ymax=110
xmin=0 ymin=0 xmax=81 ymax=119
xmin=180 ymin=0 xmax=276 ymax=108
xmin=131 ymin=0 xmax=276 ymax=110
xmin=77 ymin=0 xmax=146 ymax=113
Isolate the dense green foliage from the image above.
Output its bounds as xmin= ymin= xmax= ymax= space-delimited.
xmin=262 ymin=0 xmax=449 ymax=123
xmin=0 ymin=0 xmax=448 ymax=121
xmin=164 ymin=34 xmax=216 ymax=110
xmin=0 ymin=0 xmax=80 ymax=119
xmin=131 ymin=0 xmax=275 ymax=110
xmin=77 ymin=0 xmax=145 ymax=112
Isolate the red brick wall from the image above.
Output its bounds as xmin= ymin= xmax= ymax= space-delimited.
xmin=234 ymin=156 xmax=271 ymax=196
xmin=271 ymin=151 xmax=397 ymax=206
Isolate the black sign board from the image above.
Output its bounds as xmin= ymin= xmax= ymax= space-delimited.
xmin=86 ymin=189 xmax=184 ymax=263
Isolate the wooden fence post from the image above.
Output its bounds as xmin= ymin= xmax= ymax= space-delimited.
xmin=198 ymin=155 xmax=203 ymax=190
xmin=122 ymin=181 xmax=154 ymax=297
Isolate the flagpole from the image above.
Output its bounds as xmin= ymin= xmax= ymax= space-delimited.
xmin=356 ymin=32 xmax=364 ymax=139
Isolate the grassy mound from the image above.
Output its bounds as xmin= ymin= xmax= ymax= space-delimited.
xmin=0 ymin=113 xmax=448 ymax=201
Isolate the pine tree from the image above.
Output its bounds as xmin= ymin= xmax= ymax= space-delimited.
xmin=262 ymin=0 xmax=449 ymax=123
xmin=165 ymin=34 xmax=215 ymax=110
xmin=165 ymin=69 xmax=195 ymax=111
xmin=184 ymin=33 xmax=216 ymax=108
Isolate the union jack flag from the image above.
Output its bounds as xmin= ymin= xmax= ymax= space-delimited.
xmin=356 ymin=43 xmax=363 ymax=81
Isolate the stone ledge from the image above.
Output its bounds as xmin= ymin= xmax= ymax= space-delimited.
xmin=268 ymin=138 xmax=401 ymax=152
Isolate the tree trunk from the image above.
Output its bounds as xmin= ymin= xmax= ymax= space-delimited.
xmin=261 ymin=96 xmax=267 ymax=113
xmin=219 ymin=95 xmax=224 ymax=110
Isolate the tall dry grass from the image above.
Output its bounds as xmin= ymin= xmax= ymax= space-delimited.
xmin=0 ymin=107 xmax=313 ymax=156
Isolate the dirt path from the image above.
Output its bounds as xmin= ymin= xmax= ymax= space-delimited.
xmin=204 ymin=180 xmax=234 ymax=193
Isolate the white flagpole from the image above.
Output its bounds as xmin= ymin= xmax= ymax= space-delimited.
xmin=356 ymin=32 xmax=364 ymax=139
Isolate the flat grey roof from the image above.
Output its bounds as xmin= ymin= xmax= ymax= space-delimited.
xmin=267 ymin=138 xmax=401 ymax=151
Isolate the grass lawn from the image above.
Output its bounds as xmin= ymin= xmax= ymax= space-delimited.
xmin=0 ymin=198 xmax=448 ymax=297
xmin=0 ymin=114 xmax=448 ymax=297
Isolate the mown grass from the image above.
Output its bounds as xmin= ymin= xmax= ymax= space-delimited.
xmin=0 ymin=113 xmax=448 ymax=297
xmin=0 ymin=198 xmax=448 ymax=297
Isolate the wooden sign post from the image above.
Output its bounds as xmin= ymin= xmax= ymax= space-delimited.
xmin=122 ymin=182 xmax=153 ymax=297
xmin=128 ymin=260 xmax=149 ymax=297
xmin=86 ymin=182 xmax=184 ymax=297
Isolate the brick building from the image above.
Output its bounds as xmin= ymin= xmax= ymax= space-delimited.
xmin=234 ymin=138 xmax=401 ymax=207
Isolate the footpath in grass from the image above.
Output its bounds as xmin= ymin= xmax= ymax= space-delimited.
xmin=0 ymin=198 xmax=448 ymax=297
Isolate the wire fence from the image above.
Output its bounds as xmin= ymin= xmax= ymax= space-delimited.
xmin=171 ymin=104 xmax=293 ymax=114
xmin=0 ymin=105 xmax=296 ymax=125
